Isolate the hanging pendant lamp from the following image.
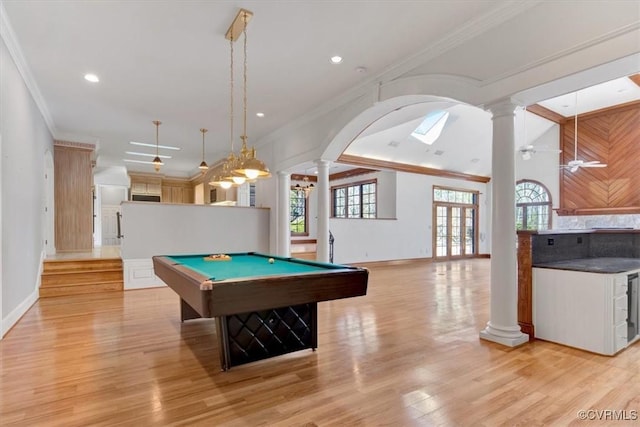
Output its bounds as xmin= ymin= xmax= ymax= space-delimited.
xmin=151 ymin=120 xmax=163 ymax=172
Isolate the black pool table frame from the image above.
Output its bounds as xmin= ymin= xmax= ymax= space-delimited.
xmin=152 ymin=253 xmax=368 ymax=370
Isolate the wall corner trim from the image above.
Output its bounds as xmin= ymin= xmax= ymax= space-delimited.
xmin=1 ymin=288 xmax=38 ymax=339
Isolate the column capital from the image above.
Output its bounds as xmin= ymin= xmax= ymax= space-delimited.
xmin=277 ymin=170 xmax=290 ymax=177
xmin=314 ymin=159 xmax=331 ymax=169
xmin=485 ymin=98 xmax=520 ymax=119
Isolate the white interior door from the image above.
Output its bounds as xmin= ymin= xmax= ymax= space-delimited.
xmin=101 ymin=205 xmax=121 ymax=246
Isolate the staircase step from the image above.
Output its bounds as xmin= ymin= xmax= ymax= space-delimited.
xmin=43 ymin=258 xmax=122 ymax=273
xmin=39 ymin=281 xmax=123 ymax=298
xmin=291 ymin=251 xmax=317 ymax=261
xmin=41 ymin=269 xmax=124 ymax=287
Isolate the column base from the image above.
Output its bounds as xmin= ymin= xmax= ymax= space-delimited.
xmin=479 ymin=322 xmax=529 ymax=347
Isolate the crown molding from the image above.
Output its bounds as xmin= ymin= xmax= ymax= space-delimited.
xmin=254 ymin=1 xmax=542 ymax=150
xmin=54 ymin=140 xmax=95 ymax=151
xmin=0 ymin=2 xmax=57 ymax=137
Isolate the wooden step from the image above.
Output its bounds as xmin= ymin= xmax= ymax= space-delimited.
xmin=42 ymin=258 xmax=122 ymax=273
xmin=41 ymin=269 xmax=123 ymax=287
xmin=40 ymin=257 xmax=124 ymax=298
xmin=39 ymin=281 xmax=123 ymax=298
xmin=291 ymin=251 xmax=317 ymax=261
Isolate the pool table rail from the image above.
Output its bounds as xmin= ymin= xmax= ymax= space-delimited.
xmin=152 ymin=255 xmax=368 ymax=317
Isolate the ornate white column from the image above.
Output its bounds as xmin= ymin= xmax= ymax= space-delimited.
xmin=315 ymin=159 xmax=331 ymax=262
xmin=277 ymin=171 xmax=291 ymax=257
xmin=479 ymin=99 xmax=529 ymax=347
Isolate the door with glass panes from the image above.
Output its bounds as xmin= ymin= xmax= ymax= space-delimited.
xmin=433 ymin=187 xmax=478 ymax=259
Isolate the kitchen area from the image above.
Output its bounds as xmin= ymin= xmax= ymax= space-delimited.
xmin=518 ymin=229 xmax=640 ymax=356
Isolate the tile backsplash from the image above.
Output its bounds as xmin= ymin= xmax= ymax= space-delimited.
xmin=556 ymin=214 xmax=640 ymax=230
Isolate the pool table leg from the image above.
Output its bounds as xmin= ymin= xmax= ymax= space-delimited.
xmin=180 ymin=298 xmax=202 ymax=322
xmin=216 ymin=316 xmax=231 ymax=371
xmin=311 ymin=302 xmax=318 ymax=351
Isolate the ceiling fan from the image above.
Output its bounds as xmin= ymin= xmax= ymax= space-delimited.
xmin=560 ymin=92 xmax=607 ymax=172
xmin=517 ymin=106 xmax=561 ymax=160
xmin=518 ymin=144 xmax=561 ymax=160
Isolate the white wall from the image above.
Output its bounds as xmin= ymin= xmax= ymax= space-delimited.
xmin=1 ymin=36 xmax=53 ymax=337
xmin=121 ymin=202 xmax=270 ymax=259
xmin=120 ymin=202 xmax=270 ymax=289
xmin=329 ymin=172 xmax=489 ymax=264
xmin=101 ymin=186 xmax=126 ymax=205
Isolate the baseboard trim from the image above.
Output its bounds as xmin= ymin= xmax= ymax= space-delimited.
xmin=2 ymin=287 xmax=38 ymax=338
xmin=352 ymin=257 xmax=433 ymax=268
xmin=353 ymin=254 xmax=490 ymax=267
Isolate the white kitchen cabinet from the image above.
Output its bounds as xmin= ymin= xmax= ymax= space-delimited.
xmin=533 ymin=268 xmax=637 ymax=355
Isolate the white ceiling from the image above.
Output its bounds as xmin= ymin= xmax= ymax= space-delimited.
xmin=340 ymin=75 xmax=638 ymax=177
xmin=2 ymin=1 xmax=638 ymax=178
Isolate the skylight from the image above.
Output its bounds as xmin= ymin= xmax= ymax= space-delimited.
xmin=411 ymin=110 xmax=449 ymax=145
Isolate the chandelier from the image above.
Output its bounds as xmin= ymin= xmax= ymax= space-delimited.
xmin=294 ymin=172 xmax=315 ymax=195
xmin=209 ymin=8 xmax=270 ymax=190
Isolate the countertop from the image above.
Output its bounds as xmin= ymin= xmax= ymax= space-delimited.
xmin=533 ymin=257 xmax=640 ymax=274
xmin=520 ymin=228 xmax=640 ymax=235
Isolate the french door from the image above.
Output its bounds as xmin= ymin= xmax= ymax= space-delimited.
xmin=434 ymin=204 xmax=477 ymax=259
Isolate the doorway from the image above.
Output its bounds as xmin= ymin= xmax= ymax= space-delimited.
xmin=95 ymin=185 xmax=128 ymax=247
xmin=433 ymin=186 xmax=478 ymax=259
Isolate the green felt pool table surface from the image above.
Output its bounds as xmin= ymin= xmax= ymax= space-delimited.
xmin=166 ymin=253 xmax=343 ymax=281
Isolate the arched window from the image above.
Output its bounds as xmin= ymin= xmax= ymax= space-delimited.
xmin=516 ymin=180 xmax=552 ymax=230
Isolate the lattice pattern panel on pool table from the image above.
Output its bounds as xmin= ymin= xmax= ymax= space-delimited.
xmin=225 ymin=303 xmax=316 ymax=367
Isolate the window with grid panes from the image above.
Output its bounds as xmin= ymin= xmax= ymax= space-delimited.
xmin=332 ymin=180 xmax=376 ymax=218
xmin=515 ymin=180 xmax=551 ymax=230
xmin=290 ymin=189 xmax=308 ymax=235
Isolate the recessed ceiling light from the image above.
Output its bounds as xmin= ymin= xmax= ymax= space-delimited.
xmin=129 ymin=141 xmax=181 ymax=150
xmin=84 ymin=73 xmax=99 ymax=83
xmin=329 ymin=55 xmax=343 ymax=64
xmin=125 ymin=151 xmax=172 ymax=159
xmin=256 ymin=112 xmax=265 ymax=118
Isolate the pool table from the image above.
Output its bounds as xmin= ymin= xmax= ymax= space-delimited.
xmin=152 ymin=252 xmax=368 ymax=370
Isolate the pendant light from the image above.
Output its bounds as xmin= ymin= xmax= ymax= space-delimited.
xmin=219 ymin=19 xmax=243 ymax=187
xmin=151 ymin=120 xmax=163 ymax=172
xmin=198 ymin=128 xmax=208 ymax=171
xmin=233 ymin=9 xmax=270 ymax=180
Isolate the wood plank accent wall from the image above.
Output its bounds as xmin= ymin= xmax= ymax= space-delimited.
xmin=54 ymin=144 xmax=94 ymax=251
xmin=559 ymin=102 xmax=640 ymax=215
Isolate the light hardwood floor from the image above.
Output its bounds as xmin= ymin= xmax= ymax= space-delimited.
xmin=2 ymin=259 xmax=640 ymax=426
